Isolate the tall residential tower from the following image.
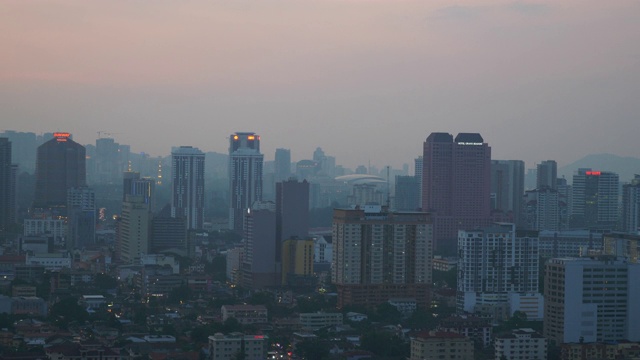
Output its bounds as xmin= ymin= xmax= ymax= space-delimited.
xmin=229 ymin=132 xmax=263 ymax=233
xmin=171 ymin=146 xmax=205 ymax=230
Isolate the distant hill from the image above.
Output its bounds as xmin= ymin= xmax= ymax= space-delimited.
xmin=559 ymin=153 xmax=640 ymax=183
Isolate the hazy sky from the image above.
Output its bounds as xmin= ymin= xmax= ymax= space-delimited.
xmin=1 ymin=1 xmax=639 ymax=170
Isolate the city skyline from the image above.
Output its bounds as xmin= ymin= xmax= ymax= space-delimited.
xmin=1 ymin=1 xmax=639 ymax=169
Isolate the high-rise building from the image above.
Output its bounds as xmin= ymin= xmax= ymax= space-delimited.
xmin=276 ymin=179 xmax=309 ymax=261
xmin=491 ymin=160 xmax=525 ymax=225
xmin=414 ymin=156 xmax=423 ymax=206
xmin=281 ymin=238 xmax=314 ymax=286
xmin=0 ymin=131 xmax=37 ymax=174
xmin=0 ymin=138 xmax=17 ymax=236
xmin=457 ymin=223 xmax=541 ymax=318
xmin=229 ymin=132 xmax=263 ymax=233
xmin=523 ymin=188 xmax=562 ymax=231
xmin=33 ymin=132 xmax=86 ymax=210
xmin=123 ymin=171 xmax=155 ymax=211
xmin=274 ymin=148 xmax=291 ymax=182
xmin=394 ymin=175 xmax=420 ymax=211
xmin=536 ymin=160 xmax=557 ymax=190
xmin=571 ymin=169 xmax=619 ymax=230
xmin=92 ymin=137 xmax=125 ymax=185
xmin=118 ymin=195 xmax=151 ymax=264
xmin=242 ymin=201 xmax=278 ymax=289
xmin=422 ymin=132 xmax=491 ymax=252
xmin=66 ymin=187 xmax=96 ymax=250
xmin=332 ymin=205 xmax=433 ymax=308
xmin=622 ymin=175 xmax=640 ymax=234
xmin=171 ymin=146 xmax=205 ymax=230
xmin=543 ymin=256 xmax=640 ymax=344
xmin=150 ymin=204 xmax=187 ymax=253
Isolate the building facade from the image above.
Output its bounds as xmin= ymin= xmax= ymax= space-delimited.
xmin=0 ymin=138 xmax=16 ymax=237
xmin=491 ymin=160 xmax=525 ymax=226
xmin=571 ymin=169 xmax=619 ymax=231
xmin=171 ymin=146 xmax=205 ymax=230
xmin=229 ymin=132 xmax=263 ymax=233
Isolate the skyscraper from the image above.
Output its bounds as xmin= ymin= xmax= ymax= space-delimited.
xmin=536 ymin=160 xmax=557 ymax=190
xmin=171 ymin=146 xmax=205 ymax=230
xmin=491 ymin=160 xmax=525 ymax=225
xmin=571 ymin=169 xmax=619 ymax=230
xmin=66 ymin=187 xmax=96 ymax=250
xmin=229 ymin=132 xmax=263 ymax=233
xmin=0 ymin=138 xmax=17 ymax=236
xmin=622 ymin=175 xmax=640 ymax=234
xmin=34 ymin=132 xmax=86 ymax=210
xmin=119 ymin=195 xmax=151 ymax=264
xmin=242 ymin=201 xmax=278 ymax=289
xmin=421 ymin=132 xmax=491 ymax=252
xmin=332 ymin=205 xmax=433 ymax=308
xmin=123 ymin=171 xmax=155 ymax=211
xmin=276 ymin=179 xmax=310 ymax=260
xmin=274 ymin=148 xmax=291 ymax=182
xmin=394 ymin=175 xmax=420 ymax=211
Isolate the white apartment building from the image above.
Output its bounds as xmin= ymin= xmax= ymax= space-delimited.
xmin=208 ymin=333 xmax=267 ymax=360
xmin=457 ymin=223 xmax=539 ymax=314
xmin=299 ymin=312 xmax=343 ymax=331
xmin=494 ymin=328 xmax=547 ymax=360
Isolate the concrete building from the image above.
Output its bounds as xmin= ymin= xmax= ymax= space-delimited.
xmin=274 ymin=148 xmax=291 ymax=182
xmin=229 ymin=132 xmax=263 ymax=233
xmin=276 ymin=178 xmax=310 ymax=260
xmin=226 ymin=247 xmax=244 ymax=285
xmin=299 ymin=312 xmax=343 ymax=331
xmin=25 ymin=252 xmax=71 ymax=270
xmin=422 ymin=132 xmax=492 ymax=252
xmin=66 ymin=186 xmax=96 ymax=250
xmin=438 ymin=315 xmax=492 ymax=348
xmin=0 ymin=138 xmax=16 ymax=237
xmin=457 ymin=223 xmax=540 ymax=315
xmin=523 ymin=188 xmax=562 ymax=231
xmin=242 ymin=201 xmax=278 ymax=288
xmin=221 ymin=305 xmax=268 ymax=325
xmin=410 ymin=332 xmax=474 ymax=360
xmin=494 ymin=328 xmax=547 ymax=360
xmin=34 ymin=132 xmax=86 ymax=210
xmin=394 ymin=175 xmax=420 ymax=211
xmin=150 ymin=204 xmax=187 ymax=253
xmin=332 ymin=205 xmax=432 ymax=308
xmin=313 ymin=235 xmax=332 ymax=267
xmin=538 ymin=230 xmax=602 ymax=258
xmin=24 ymin=218 xmax=66 ymax=244
xmin=543 ymin=256 xmax=640 ymax=344
xmin=119 ymin=196 xmax=151 ymax=264
xmin=622 ymin=175 xmax=640 ymax=234
xmin=171 ymin=146 xmax=205 ymax=230
xmin=536 ymin=160 xmax=558 ymax=190
xmin=123 ymin=171 xmax=155 ymax=210
xmin=571 ymin=169 xmax=619 ymax=231
xmin=208 ymin=333 xmax=268 ymax=360
xmin=281 ymin=238 xmax=314 ymax=286
xmin=603 ymin=232 xmax=640 ymax=263
xmin=491 ymin=160 xmax=525 ymax=226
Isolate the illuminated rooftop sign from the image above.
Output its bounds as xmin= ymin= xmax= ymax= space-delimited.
xmin=457 ymin=142 xmax=483 ymax=146
xmin=54 ymin=132 xmax=71 ymax=142
xmin=586 ymin=171 xmax=601 ymax=176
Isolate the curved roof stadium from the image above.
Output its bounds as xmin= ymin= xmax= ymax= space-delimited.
xmin=334 ymin=174 xmax=387 ymax=185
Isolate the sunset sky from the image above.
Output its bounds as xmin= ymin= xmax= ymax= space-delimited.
xmin=1 ymin=1 xmax=639 ymax=169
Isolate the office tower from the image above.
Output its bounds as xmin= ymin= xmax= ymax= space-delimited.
xmin=0 ymin=131 xmax=37 ymax=174
xmin=66 ymin=187 xmax=96 ymax=250
xmin=150 ymin=204 xmax=187 ymax=253
xmin=457 ymin=223 xmax=541 ymax=319
xmin=332 ymin=205 xmax=432 ymax=308
xmin=622 ymin=175 xmax=640 ymax=234
xmin=571 ymin=169 xmax=619 ymax=230
xmin=414 ymin=156 xmax=423 ymax=206
xmin=119 ymin=195 xmax=151 ymax=264
xmin=422 ymin=132 xmax=491 ymax=252
xmin=93 ymin=137 xmax=124 ymax=184
xmin=33 ymin=132 xmax=86 ymax=210
xmin=394 ymin=175 xmax=420 ymax=211
xmin=171 ymin=146 xmax=205 ymax=230
xmin=276 ymin=179 xmax=309 ymax=259
xmin=347 ymin=183 xmax=385 ymax=207
xmin=281 ymin=238 xmax=314 ymax=286
xmin=523 ymin=188 xmax=561 ymax=231
xmin=229 ymin=132 xmax=263 ymax=233
xmin=603 ymin=232 xmax=640 ymax=263
xmin=556 ymin=177 xmax=572 ymax=223
xmin=0 ymin=138 xmax=17 ymax=236
xmin=274 ymin=149 xmax=291 ymax=183
xmin=242 ymin=201 xmax=278 ymax=288
xmin=538 ymin=230 xmax=601 ymax=258
xmin=544 ymin=257 xmax=640 ymax=344
xmin=123 ymin=171 xmax=155 ymax=211
xmin=536 ymin=160 xmax=557 ymax=190
xmin=491 ymin=160 xmax=525 ymax=225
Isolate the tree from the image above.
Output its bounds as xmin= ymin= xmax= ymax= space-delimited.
xmin=48 ymin=297 xmax=88 ymax=329
xmin=360 ymin=332 xmax=409 ymax=358
xmin=296 ymin=339 xmax=329 ymax=360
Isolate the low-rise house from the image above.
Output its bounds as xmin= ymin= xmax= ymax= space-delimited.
xmin=494 ymin=328 xmax=547 ymax=360
xmin=410 ymin=332 xmax=474 ymax=360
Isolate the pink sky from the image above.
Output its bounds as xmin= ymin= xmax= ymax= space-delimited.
xmin=1 ymin=0 xmax=639 ymax=169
